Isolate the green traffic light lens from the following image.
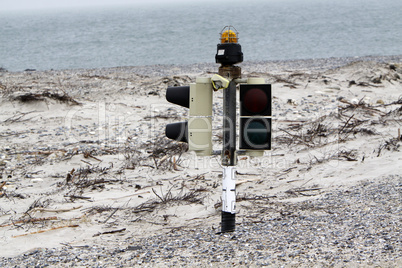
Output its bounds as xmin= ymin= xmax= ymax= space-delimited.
xmin=243 ymin=88 xmax=268 ymax=114
xmin=246 ymin=121 xmax=268 ymax=145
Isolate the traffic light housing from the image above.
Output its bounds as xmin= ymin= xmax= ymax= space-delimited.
xmin=239 ymin=79 xmax=272 ymax=156
xmin=165 ymin=77 xmax=213 ymax=156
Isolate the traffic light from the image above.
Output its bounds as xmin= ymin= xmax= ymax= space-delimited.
xmin=239 ymin=79 xmax=272 ymax=156
xmin=165 ymin=77 xmax=213 ymax=156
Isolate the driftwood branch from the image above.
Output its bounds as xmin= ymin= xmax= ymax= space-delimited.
xmin=236 ymin=178 xmax=261 ymax=186
xmin=0 ymin=181 xmax=6 ymax=191
xmin=0 ymin=216 xmax=58 ymax=228
xmin=103 ymin=208 xmax=119 ymax=224
xmin=31 ymin=205 xmax=83 ymax=213
xmin=93 ymin=228 xmax=126 ymax=237
xmin=13 ymin=224 xmax=79 ymax=238
xmin=285 ymin=187 xmax=322 ymax=196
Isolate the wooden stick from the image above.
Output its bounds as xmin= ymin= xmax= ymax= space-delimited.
xmin=293 ymin=187 xmax=322 ymax=192
xmin=13 ymin=224 xmax=79 ymax=238
xmin=173 ymin=156 xmax=179 ymax=171
xmin=8 ymin=150 xmax=66 ymax=156
xmin=103 ymin=208 xmax=118 ymax=224
xmin=64 ymin=195 xmax=92 ymax=201
xmin=0 ymin=181 xmax=6 ymax=191
xmin=0 ymin=216 xmax=58 ymax=228
xmin=80 ymin=159 xmax=92 ymax=165
xmin=93 ymin=228 xmax=126 ymax=237
xmin=31 ymin=205 xmax=83 ymax=213
xmin=339 ymin=114 xmax=355 ymax=134
xmin=236 ymin=178 xmax=261 ymax=186
xmin=88 ymin=154 xmax=102 ymax=162
xmin=159 ymin=155 xmax=169 ymax=165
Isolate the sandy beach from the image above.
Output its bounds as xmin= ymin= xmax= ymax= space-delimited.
xmin=0 ymin=56 xmax=401 ymax=267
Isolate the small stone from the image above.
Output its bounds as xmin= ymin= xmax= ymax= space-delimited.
xmin=127 ymin=245 xmax=142 ymax=251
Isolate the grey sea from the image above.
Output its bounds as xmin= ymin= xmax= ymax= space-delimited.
xmin=0 ymin=0 xmax=401 ymax=71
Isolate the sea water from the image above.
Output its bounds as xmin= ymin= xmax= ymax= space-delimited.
xmin=0 ymin=0 xmax=401 ymax=71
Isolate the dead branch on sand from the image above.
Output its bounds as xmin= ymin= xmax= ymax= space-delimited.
xmin=0 ymin=216 xmax=58 ymax=228
xmin=12 ymin=91 xmax=80 ymax=105
xmin=93 ymin=228 xmax=126 ymax=237
xmin=12 ymin=224 xmax=79 ymax=238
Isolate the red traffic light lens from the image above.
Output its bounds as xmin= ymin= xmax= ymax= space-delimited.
xmin=243 ymin=88 xmax=268 ymax=114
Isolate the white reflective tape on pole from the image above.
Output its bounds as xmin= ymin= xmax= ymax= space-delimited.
xmin=222 ymin=166 xmax=236 ymax=213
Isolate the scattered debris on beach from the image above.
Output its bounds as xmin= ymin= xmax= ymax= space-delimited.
xmin=0 ymin=57 xmax=401 ymax=266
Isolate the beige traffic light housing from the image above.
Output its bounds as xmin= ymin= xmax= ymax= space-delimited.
xmin=188 ymin=77 xmax=213 ymax=156
xmin=189 ymin=77 xmax=213 ymax=116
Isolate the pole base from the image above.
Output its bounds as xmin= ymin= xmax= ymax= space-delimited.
xmin=221 ymin=211 xmax=235 ymax=233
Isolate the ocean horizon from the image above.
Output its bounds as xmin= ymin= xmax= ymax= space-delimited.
xmin=1 ymin=0 xmax=401 ymax=71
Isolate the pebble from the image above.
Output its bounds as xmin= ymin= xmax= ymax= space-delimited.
xmin=30 ymin=178 xmax=43 ymax=183
xmin=0 ymin=176 xmax=400 ymax=267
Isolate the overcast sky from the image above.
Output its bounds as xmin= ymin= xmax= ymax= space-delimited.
xmin=1 ymin=0 xmax=192 ymax=11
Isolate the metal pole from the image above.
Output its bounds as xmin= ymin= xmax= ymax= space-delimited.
xmin=221 ymin=80 xmax=237 ymax=233
xmin=222 ymin=80 xmax=237 ymax=166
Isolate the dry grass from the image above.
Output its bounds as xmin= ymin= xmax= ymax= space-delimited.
xmin=12 ymin=91 xmax=80 ymax=105
xmin=122 ymin=136 xmax=188 ymax=171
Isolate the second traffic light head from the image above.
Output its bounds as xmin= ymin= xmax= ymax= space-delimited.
xmin=165 ymin=78 xmax=213 ymax=156
xmin=239 ymin=83 xmax=272 ymax=153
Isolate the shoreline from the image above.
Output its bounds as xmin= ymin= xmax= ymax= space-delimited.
xmin=2 ymin=55 xmax=401 ymax=76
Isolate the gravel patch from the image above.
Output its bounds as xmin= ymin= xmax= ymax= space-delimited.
xmin=1 ymin=175 xmax=400 ymax=267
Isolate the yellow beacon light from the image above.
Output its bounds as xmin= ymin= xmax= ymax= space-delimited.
xmin=215 ymin=25 xmax=243 ymax=66
xmin=221 ymin=29 xmax=238 ymax=44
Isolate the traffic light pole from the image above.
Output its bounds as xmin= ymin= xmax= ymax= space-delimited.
xmin=222 ymin=80 xmax=237 ymax=166
xmin=221 ymin=75 xmax=239 ymax=233
xmin=166 ymin=26 xmax=271 ymax=235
